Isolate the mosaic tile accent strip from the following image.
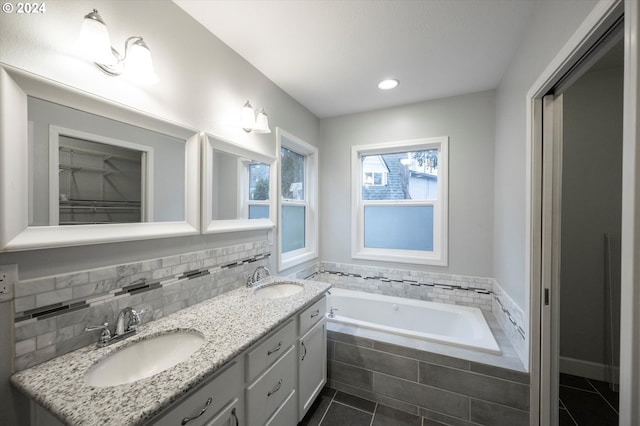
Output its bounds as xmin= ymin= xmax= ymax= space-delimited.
xmin=312 ymin=262 xmax=494 ymax=311
xmin=13 ymin=240 xmax=271 ymax=371
xmin=309 ymin=262 xmax=529 ymax=367
xmin=492 ymin=280 xmax=526 ymax=366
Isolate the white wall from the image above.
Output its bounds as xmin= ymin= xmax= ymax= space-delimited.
xmin=319 ymin=90 xmax=496 ymax=278
xmin=0 ymin=0 xmax=319 ymax=277
xmin=493 ymin=0 xmax=600 ymax=309
xmin=0 ymin=2 xmax=319 ymax=424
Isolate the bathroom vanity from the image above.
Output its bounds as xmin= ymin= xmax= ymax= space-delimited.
xmin=11 ymin=278 xmax=330 ymax=426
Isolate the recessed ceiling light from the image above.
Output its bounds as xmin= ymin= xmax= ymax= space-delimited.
xmin=378 ymin=79 xmax=399 ymax=90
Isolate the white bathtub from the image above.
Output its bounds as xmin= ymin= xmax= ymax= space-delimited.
xmin=326 ymin=288 xmax=501 ymax=354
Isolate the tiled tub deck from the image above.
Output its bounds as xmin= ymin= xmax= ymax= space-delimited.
xmin=326 ymin=319 xmax=530 ymax=426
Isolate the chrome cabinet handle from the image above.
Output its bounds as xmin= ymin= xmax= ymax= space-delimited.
xmin=301 ymin=341 xmax=307 ymax=361
xmin=181 ymin=397 xmax=212 ymax=425
xmin=310 ymin=309 xmax=320 ymax=318
xmin=231 ymin=407 xmax=239 ymax=426
xmin=267 ymin=341 xmax=282 ymax=356
xmin=267 ymin=379 xmax=283 ymax=397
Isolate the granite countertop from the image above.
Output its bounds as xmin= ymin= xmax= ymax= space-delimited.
xmin=11 ymin=277 xmax=331 ymax=426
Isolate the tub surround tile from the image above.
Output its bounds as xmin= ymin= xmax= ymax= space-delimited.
xmin=314 ymin=261 xmax=529 ymax=371
xmin=373 ymin=340 xmax=472 ymax=371
xmin=470 ymin=361 xmax=530 ymax=384
xmin=469 ymin=399 xmax=529 ymax=426
xmin=492 ymin=280 xmax=526 ymax=367
xmin=327 ymin=328 xmax=530 ymax=426
xmin=418 ymin=362 xmax=530 ymax=410
xmin=374 ymin=373 xmax=470 ymax=419
xmin=329 ymin=360 xmax=374 ymax=391
xmin=334 ymin=342 xmax=419 ymax=381
xmin=11 ymin=277 xmax=331 ymax=426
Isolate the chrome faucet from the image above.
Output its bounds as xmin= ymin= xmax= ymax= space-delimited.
xmin=85 ymin=307 xmax=144 ymax=347
xmin=115 ymin=307 xmax=143 ymax=335
xmin=328 ymin=307 xmax=339 ymax=318
xmin=246 ymin=266 xmax=270 ymax=287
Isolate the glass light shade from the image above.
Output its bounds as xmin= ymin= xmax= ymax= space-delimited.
xmin=253 ymin=108 xmax=271 ymax=133
xmin=124 ymin=39 xmax=159 ymax=84
xmin=241 ymin=101 xmax=256 ymax=132
xmin=378 ymin=79 xmax=399 ymax=90
xmin=77 ymin=10 xmax=114 ymax=65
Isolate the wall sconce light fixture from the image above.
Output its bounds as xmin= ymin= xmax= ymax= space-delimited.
xmin=77 ymin=9 xmax=159 ymax=84
xmin=241 ymin=100 xmax=271 ymax=133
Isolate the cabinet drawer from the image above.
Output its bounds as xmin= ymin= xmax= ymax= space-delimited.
xmin=298 ymin=296 xmax=326 ymax=336
xmin=246 ymin=345 xmax=296 ymax=426
xmin=204 ymin=397 xmax=241 ymax=426
xmin=153 ymin=360 xmax=243 ymax=426
xmin=265 ymin=390 xmax=296 ymax=426
xmin=246 ymin=318 xmax=295 ymax=382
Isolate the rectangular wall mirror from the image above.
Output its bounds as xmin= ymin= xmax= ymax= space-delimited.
xmin=0 ymin=65 xmax=200 ymax=251
xmin=202 ymin=133 xmax=276 ymax=233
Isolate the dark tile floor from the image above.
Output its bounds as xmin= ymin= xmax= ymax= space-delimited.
xmin=299 ymin=387 xmax=422 ymax=426
xmin=559 ymin=373 xmax=619 ymax=426
xmin=298 ymin=375 xmax=619 ymax=426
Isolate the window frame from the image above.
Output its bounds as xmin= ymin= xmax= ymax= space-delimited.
xmin=351 ymin=137 xmax=449 ymax=266
xmin=277 ymin=127 xmax=318 ymax=271
xmin=243 ymin=161 xmax=270 ymax=220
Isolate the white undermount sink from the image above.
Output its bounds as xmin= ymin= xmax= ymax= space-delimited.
xmin=84 ymin=330 xmax=205 ymax=387
xmin=254 ymin=282 xmax=303 ymax=299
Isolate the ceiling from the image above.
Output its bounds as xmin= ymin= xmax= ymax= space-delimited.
xmin=174 ymin=0 xmax=536 ymax=119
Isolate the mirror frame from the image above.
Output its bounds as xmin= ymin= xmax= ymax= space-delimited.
xmin=0 ymin=65 xmax=201 ymax=251
xmin=202 ymin=133 xmax=276 ymax=233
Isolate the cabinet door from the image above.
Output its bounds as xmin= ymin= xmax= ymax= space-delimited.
xmin=152 ymin=361 xmax=243 ymax=426
xmin=298 ymin=318 xmax=327 ymax=421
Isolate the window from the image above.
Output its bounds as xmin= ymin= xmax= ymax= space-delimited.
xmin=277 ymin=128 xmax=318 ymax=271
xmin=352 ymin=137 xmax=448 ymax=265
xmin=246 ymin=162 xmax=270 ymax=219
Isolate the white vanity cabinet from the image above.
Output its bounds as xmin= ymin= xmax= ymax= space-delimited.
xmin=297 ymin=297 xmax=327 ymax=421
xmin=152 ymin=360 xmax=244 ymax=426
xmin=25 ymin=294 xmax=329 ymax=426
xmin=245 ymin=318 xmax=297 ymax=426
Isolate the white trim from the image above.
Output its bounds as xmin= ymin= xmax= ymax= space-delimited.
xmin=48 ymin=125 xmax=155 ymax=225
xmin=524 ymin=1 xmax=629 ymax=424
xmin=0 ymin=65 xmax=200 ymax=251
xmin=351 ymin=137 xmax=448 ymax=266
xmin=619 ymin=0 xmax=640 ymax=423
xmin=277 ymin=128 xmax=319 ymax=272
xmin=201 ymin=132 xmax=276 ymax=234
xmin=559 ymin=356 xmax=619 ymax=384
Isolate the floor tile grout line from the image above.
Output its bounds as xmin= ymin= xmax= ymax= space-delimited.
xmin=585 ymin=377 xmax=620 ymax=415
xmin=316 ymin=390 xmax=337 ymax=426
xmin=559 ymin=383 xmax=599 ymax=394
xmin=331 ymin=400 xmax=376 ymax=416
xmin=369 ymin=403 xmax=378 ymax=426
xmin=559 ymin=397 xmax=579 ymax=426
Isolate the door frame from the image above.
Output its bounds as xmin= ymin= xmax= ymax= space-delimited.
xmin=525 ymin=0 xmax=640 ymax=424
